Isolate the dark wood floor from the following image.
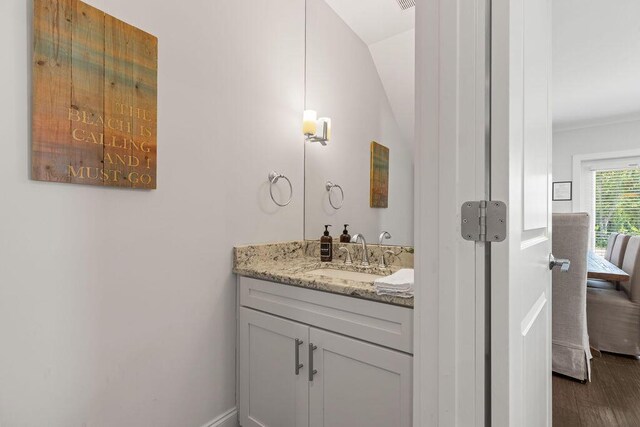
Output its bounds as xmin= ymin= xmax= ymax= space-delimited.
xmin=554 ymin=352 xmax=640 ymax=426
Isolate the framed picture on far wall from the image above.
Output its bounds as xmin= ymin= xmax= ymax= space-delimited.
xmin=553 ymin=181 xmax=572 ymax=201
xmin=370 ymin=141 xmax=389 ymax=208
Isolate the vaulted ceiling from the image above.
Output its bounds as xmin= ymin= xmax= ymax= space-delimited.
xmin=322 ymin=0 xmax=414 ymax=45
xmin=322 ymin=0 xmax=415 ymax=143
xmin=325 ymin=0 xmax=640 ymax=133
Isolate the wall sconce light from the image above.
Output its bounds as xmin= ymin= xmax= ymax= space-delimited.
xmin=303 ymin=110 xmax=331 ymax=145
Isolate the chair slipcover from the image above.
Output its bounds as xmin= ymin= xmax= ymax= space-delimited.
xmin=620 ymin=237 xmax=640 ymax=302
xmin=610 ymin=234 xmax=631 ymax=268
xmin=587 ymin=236 xmax=640 ymax=356
xmin=604 ymin=233 xmax=619 ymax=261
xmin=552 ymin=213 xmax=592 ymax=381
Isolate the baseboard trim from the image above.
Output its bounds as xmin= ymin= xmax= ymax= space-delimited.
xmin=200 ymin=407 xmax=238 ymax=427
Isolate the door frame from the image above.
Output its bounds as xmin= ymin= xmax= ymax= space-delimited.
xmin=413 ymin=0 xmax=491 ymax=425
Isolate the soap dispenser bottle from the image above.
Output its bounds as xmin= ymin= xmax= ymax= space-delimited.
xmin=340 ymin=224 xmax=351 ymax=243
xmin=321 ymin=225 xmax=333 ymax=262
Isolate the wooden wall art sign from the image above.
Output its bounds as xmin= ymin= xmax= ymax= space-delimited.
xmin=32 ymin=0 xmax=158 ymax=189
xmin=370 ymin=141 xmax=389 ymax=208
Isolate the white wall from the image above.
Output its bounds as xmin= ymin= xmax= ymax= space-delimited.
xmin=304 ymin=0 xmax=414 ymax=246
xmin=0 ymin=0 xmax=304 ymax=426
xmin=553 ymin=119 xmax=640 ymax=213
xmin=370 ymin=29 xmax=416 ymax=145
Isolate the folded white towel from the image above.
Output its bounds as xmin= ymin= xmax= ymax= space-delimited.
xmin=374 ymin=268 xmax=414 ymax=287
xmin=374 ymin=269 xmax=414 ymax=298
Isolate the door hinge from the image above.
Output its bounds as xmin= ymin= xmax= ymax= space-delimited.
xmin=461 ymin=201 xmax=507 ymax=242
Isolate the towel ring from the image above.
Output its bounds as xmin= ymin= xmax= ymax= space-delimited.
xmin=268 ymin=171 xmax=293 ymax=207
xmin=326 ymin=181 xmax=344 ymax=210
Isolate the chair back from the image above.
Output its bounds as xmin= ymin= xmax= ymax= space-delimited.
xmin=604 ymin=233 xmax=619 ymax=261
xmin=610 ymin=234 xmax=631 ymax=268
xmin=621 ymin=236 xmax=640 ymax=302
xmin=552 ymin=213 xmax=590 ymax=375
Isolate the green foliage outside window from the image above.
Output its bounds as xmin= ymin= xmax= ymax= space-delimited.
xmin=595 ymin=169 xmax=640 ymax=249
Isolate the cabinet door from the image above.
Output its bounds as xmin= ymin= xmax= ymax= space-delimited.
xmin=308 ymin=328 xmax=412 ymax=427
xmin=240 ymin=307 xmax=309 ymax=427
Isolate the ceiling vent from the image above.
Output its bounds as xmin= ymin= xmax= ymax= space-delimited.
xmin=396 ymin=0 xmax=415 ymax=10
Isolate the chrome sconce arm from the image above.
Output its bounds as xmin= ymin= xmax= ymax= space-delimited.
xmin=303 ymin=110 xmax=331 ymax=146
xmin=305 ymin=120 xmax=330 ymax=145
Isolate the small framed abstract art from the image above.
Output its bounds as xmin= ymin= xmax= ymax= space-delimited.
xmin=552 ymin=181 xmax=572 ymax=201
xmin=370 ymin=141 xmax=389 ymax=208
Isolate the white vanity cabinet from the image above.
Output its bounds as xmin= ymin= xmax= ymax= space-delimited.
xmin=238 ymin=277 xmax=413 ymax=427
xmin=239 ymin=308 xmax=310 ymax=427
xmin=307 ymin=328 xmax=412 ymax=427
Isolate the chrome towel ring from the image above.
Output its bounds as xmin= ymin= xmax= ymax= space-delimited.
xmin=325 ymin=181 xmax=344 ymax=210
xmin=269 ymin=171 xmax=293 ymax=207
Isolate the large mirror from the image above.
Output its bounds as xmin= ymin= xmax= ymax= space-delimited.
xmin=304 ymin=0 xmax=415 ymax=246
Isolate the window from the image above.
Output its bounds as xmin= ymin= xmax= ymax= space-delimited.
xmin=594 ymin=168 xmax=640 ymax=251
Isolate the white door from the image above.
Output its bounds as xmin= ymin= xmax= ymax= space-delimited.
xmin=491 ymin=0 xmax=553 ymax=425
xmin=308 ymin=328 xmax=412 ymax=427
xmin=239 ymin=307 xmax=309 ymax=427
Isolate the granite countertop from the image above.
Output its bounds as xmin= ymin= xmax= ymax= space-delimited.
xmin=233 ymin=241 xmax=414 ymax=308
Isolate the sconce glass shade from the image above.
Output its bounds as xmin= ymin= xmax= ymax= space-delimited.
xmin=303 ymin=110 xmax=318 ymax=135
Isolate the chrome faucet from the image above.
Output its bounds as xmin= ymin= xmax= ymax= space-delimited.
xmin=338 ymin=246 xmax=353 ymax=265
xmin=378 ymin=231 xmax=392 ymax=268
xmin=351 ymin=234 xmax=370 ymax=267
xmin=379 ymin=231 xmax=391 ymax=245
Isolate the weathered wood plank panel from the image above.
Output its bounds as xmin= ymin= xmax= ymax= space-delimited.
xmin=32 ymin=0 xmax=73 ymax=182
xmin=103 ymin=13 xmax=134 ymax=188
xmin=32 ymin=0 xmax=158 ymax=189
xmin=69 ymin=0 xmax=105 ymax=185
xmin=131 ymin=27 xmax=158 ymax=189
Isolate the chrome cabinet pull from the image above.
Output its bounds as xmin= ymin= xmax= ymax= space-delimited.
xmin=295 ymin=339 xmax=304 ymax=375
xmin=308 ymin=343 xmax=318 ymax=381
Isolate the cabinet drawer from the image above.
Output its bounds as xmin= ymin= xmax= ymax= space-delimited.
xmin=239 ymin=276 xmax=413 ymax=354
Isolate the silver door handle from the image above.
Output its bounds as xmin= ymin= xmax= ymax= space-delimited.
xmin=308 ymin=343 xmax=318 ymax=381
xmin=549 ymin=254 xmax=571 ymax=272
xmin=295 ymin=339 xmax=303 ymax=375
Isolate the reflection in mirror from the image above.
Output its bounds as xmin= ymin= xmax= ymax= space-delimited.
xmin=304 ymin=0 xmax=415 ymax=246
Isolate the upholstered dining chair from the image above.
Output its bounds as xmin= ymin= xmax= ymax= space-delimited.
xmin=552 ymin=213 xmax=592 ymax=381
xmin=604 ymin=233 xmax=619 ymax=261
xmin=588 ymin=233 xmax=628 ymax=290
xmin=587 ymin=236 xmax=640 ymax=357
xmin=610 ymin=234 xmax=631 ymax=268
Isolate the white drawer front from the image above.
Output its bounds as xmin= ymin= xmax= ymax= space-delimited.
xmin=239 ymin=276 xmax=413 ymax=354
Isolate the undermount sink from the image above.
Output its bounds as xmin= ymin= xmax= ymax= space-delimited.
xmin=306 ymin=268 xmax=382 ymax=283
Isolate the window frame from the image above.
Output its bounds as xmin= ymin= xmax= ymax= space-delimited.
xmin=575 ymin=153 xmax=640 ymax=249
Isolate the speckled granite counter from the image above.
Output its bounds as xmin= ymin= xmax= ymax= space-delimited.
xmin=233 ymin=241 xmax=414 ymax=308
